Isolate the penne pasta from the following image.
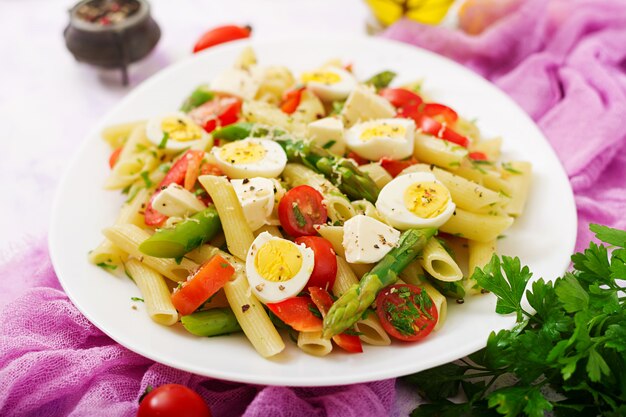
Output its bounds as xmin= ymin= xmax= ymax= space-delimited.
xmin=102 ymin=224 xmax=198 ymax=282
xmin=413 ymin=133 xmax=468 ymax=169
xmin=297 ymin=331 xmax=333 ymax=356
xmin=102 ymin=120 xmax=146 ymax=149
xmin=502 ymin=161 xmax=532 ymax=217
xmin=224 ymin=273 xmax=285 ymax=358
xmin=465 ymin=239 xmax=496 ymax=295
xmin=199 ymin=175 xmax=255 ymax=261
xmin=418 ymin=238 xmax=463 ymax=282
xmin=440 ymin=208 xmax=514 ymax=243
xmin=124 ymin=259 xmax=178 ymax=326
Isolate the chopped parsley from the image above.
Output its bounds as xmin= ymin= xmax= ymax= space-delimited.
xmin=96 ymin=262 xmax=117 ymax=271
xmin=292 ymin=204 xmax=307 ymax=228
xmin=307 ymin=304 xmax=323 ymax=319
xmin=158 ymin=131 xmax=169 ymax=149
xmin=322 ymin=140 xmax=337 ymax=150
xmin=502 ymin=162 xmax=523 ymax=175
xmin=158 ymin=162 xmax=171 ymax=173
xmin=140 ymin=171 xmax=153 ymax=188
xmin=130 ymin=297 xmax=144 ymax=302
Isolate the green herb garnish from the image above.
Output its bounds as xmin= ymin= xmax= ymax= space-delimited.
xmin=158 ymin=132 xmax=169 ymax=149
xmin=406 ymin=223 xmax=626 ymax=417
xmin=322 ymin=140 xmax=337 ymax=150
xmin=292 ymin=204 xmax=307 ymax=228
xmin=140 ymin=171 xmax=153 ymax=188
xmin=131 ymin=297 xmax=144 ymax=302
xmin=502 ymin=162 xmax=523 ymax=175
xmin=365 ymin=70 xmax=397 ymax=90
xmin=96 ymin=262 xmax=117 ymax=271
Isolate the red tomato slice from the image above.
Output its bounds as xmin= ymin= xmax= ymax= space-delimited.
xmin=280 ymin=87 xmax=305 ymax=114
xmin=309 ymin=287 xmax=363 ymax=353
xmin=379 ymin=156 xmax=418 ymax=178
xmin=379 ymin=88 xmax=423 ymax=108
xmin=171 ymin=255 xmax=235 ymax=316
xmin=189 ymin=96 xmax=242 ymax=133
xmin=410 ymin=113 xmax=469 ymax=148
xmin=347 ymin=151 xmax=369 ymax=166
xmin=294 ymin=236 xmax=337 ymax=290
xmin=108 ymin=146 xmax=122 ymax=169
xmin=137 ymin=384 xmax=212 ymax=417
xmin=422 ymin=103 xmax=458 ymax=125
xmin=278 ymin=185 xmax=327 ymax=237
xmin=266 ymin=296 xmax=323 ymax=332
xmin=375 ymin=284 xmax=438 ymax=342
xmin=193 ymin=25 xmax=251 ymax=53
xmin=469 ymin=151 xmax=488 ymax=161
xmin=199 ymin=162 xmax=223 ymax=176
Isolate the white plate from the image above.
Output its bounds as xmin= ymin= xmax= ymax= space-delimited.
xmin=49 ymin=37 xmax=577 ymax=386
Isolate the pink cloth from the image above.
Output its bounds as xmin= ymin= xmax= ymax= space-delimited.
xmin=2 ymin=0 xmax=626 ymax=415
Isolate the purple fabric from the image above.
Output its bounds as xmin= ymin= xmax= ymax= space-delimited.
xmin=2 ymin=0 xmax=626 ymax=415
xmin=383 ymin=0 xmax=626 ymax=251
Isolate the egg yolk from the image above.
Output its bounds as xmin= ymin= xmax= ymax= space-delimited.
xmin=254 ymin=240 xmax=303 ymax=282
xmin=404 ymin=181 xmax=451 ymax=218
xmin=220 ymin=141 xmax=266 ymax=164
xmin=301 ymin=70 xmax=341 ymax=85
xmin=360 ymin=124 xmax=406 ymax=142
xmin=161 ymin=117 xmax=203 ymax=142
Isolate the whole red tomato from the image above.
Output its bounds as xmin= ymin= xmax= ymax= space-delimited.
xmin=137 ymin=384 xmax=212 ymax=417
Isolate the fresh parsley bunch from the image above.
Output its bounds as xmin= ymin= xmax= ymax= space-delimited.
xmin=406 ymin=224 xmax=626 ymax=417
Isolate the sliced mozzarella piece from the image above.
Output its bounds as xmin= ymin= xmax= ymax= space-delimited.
xmin=342 ymin=215 xmax=400 ymax=264
xmin=341 ymin=85 xmax=396 ymax=127
xmin=231 ymin=177 xmax=275 ymax=231
xmin=152 ymin=184 xmax=206 ymax=218
xmin=307 ymin=117 xmax=346 ymax=155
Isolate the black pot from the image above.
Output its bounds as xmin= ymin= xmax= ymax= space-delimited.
xmin=64 ymin=0 xmax=160 ymax=85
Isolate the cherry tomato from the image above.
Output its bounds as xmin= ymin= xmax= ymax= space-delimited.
xmin=379 ymin=88 xmax=423 ymax=108
xmin=398 ymin=107 xmax=469 ymax=148
xmin=309 ymin=287 xmax=363 ymax=353
xmin=144 ymin=150 xmax=206 ymax=226
xmin=295 ymin=236 xmax=337 ymax=290
xmin=266 ymin=296 xmax=323 ymax=332
xmin=108 ymin=146 xmax=122 ymax=169
xmin=280 ymin=87 xmax=305 ymax=114
xmin=375 ymin=284 xmax=438 ymax=342
xmin=422 ymin=103 xmax=458 ymax=125
xmin=278 ymin=185 xmax=327 ymax=237
xmin=189 ymin=96 xmax=242 ymax=133
xmin=193 ymin=25 xmax=251 ymax=53
xmin=469 ymin=151 xmax=488 ymax=161
xmin=347 ymin=151 xmax=369 ymax=166
xmin=379 ymin=156 xmax=418 ymax=178
xmin=137 ymin=384 xmax=212 ymax=417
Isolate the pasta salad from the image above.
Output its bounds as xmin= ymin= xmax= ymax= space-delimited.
xmin=90 ymin=47 xmax=532 ymax=358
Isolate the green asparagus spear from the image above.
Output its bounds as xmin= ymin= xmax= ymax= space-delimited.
xmin=322 ymin=227 xmax=437 ymax=338
xmin=180 ymin=85 xmax=214 ymax=112
xmin=276 ymin=138 xmax=380 ymax=203
xmin=139 ymin=207 xmax=222 ymax=258
xmin=181 ymin=308 xmax=242 ymax=337
xmin=365 ymin=70 xmax=397 ymax=90
xmin=212 ymin=122 xmax=256 ymax=141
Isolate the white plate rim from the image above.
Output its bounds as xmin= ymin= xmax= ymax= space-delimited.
xmin=49 ymin=36 xmax=578 ymax=386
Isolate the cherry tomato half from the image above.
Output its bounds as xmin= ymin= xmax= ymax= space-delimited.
xmin=295 ymin=236 xmax=337 ymax=290
xmin=189 ymin=96 xmax=242 ymax=133
xmin=137 ymin=384 xmax=212 ymax=417
xmin=468 ymin=151 xmax=488 ymax=161
xmin=278 ymin=185 xmax=327 ymax=237
xmin=193 ymin=25 xmax=252 ymax=54
xmin=375 ymin=284 xmax=438 ymax=342
xmin=379 ymin=88 xmax=423 ymax=108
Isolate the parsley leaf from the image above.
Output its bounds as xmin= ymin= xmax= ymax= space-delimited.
xmin=292 ymin=204 xmax=307 ymax=227
xmin=487 ymin=386 xmax=553 ymax=417
xmin=473 ymin=255 xmax=532 ymax=321
xmin=96 ymin=262 xmax=117 ymax=271
xmin=158 ymin=132 xmax=169 ymax=149
xmin=590 ymin=223 xmax=626 ymax=248
xmin=130 ymin=297 xmax=144 ymax=302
